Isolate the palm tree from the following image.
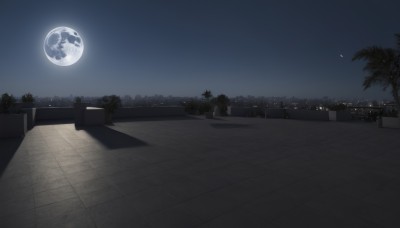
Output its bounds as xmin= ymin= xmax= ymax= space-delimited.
xmin=352 ymin=34 xmax=400 ymax=116
xmin=201 ymin=90 xmax=213 ymax=113
xmin=202 ymin=90 xmax=212 ymax=101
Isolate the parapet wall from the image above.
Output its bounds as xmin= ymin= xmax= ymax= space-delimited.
xmin=287 ymin=109 xmax=329 ymax=121
xmin=228 ymin=107 xmax=260 ymax=117
xmin=36 ymin=107 xmax=74 ymax=121
xmin=113 ymin=106 xmax=185 ymax=119
xmin=0 ymin=114 xmax=27 ymax=138
xmin=329 ymin=110 xmax=352 ymax=121
xmin=382 ymin=117 xmax=400 ymax=128
xmin=35 ymin=106 xmax=186 ymax=121
xmin=266 ymin=109 xmax=285 ymax=118
xmin=228 ymin=107 xmax=352 ymax=122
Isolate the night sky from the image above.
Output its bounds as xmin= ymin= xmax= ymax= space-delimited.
xmin=1 ymin=0 xmax=400 ymax=99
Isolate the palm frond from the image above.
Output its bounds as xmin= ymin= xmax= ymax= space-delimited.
xmin=352 ymin=46 xmax=386 ymax=62
xmin=353 ymin=47 xmax=397 ymax=91
xmin=354 ymin=34 xmax=400 ymax=109
xmin=362 ymin=71 xmax=388 ymax=90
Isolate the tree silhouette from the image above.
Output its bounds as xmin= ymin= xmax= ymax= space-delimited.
xmin=74 ymin=96 xmax=83 ymax=104
xmin=215 ymin=94 xmax=230 ymax=115
xmin=201 ymin=90 xmax=213 ymax=113
xmin=98 ymin=95 xmax=122 ymax=123
xmin=21 ymin=93 xmax=35 ymax=103
xmin=1 ymin=93 xmax=16 ymax=113
xmin=202 ymin=90 xmax=213 ymax=101
xmin=352 ymin=34 xmax=400 ymax=115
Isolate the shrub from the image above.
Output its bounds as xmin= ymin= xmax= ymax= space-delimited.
xmin=1 ymin=93 xmax=16 ymax=113
xmin=98 ymin=95 xmax=122 ymax=123
xmin=184 ymin=100 xmax=200 ymax=114
xmin=21 ymin=93 xmax=35 ymax=103
xmin=74 ymin=96 xmax=83 ymax=104
xmin=215 ymin=94 xmax=230 ymax=116
xmin=199 ymin=102 xmax=212 ymax=114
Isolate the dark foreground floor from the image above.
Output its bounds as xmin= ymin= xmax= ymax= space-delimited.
xmin=1 ymin=116 xmax=400 ymax=227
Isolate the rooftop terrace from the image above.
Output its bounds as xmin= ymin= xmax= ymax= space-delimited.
xmin=1 ymin=116 xmax=400 ymax=227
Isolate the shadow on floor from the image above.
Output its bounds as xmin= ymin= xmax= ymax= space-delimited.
xmin=79 ymin=126 xmax=148 ymax=150
xmin=36 ymin=119 xmax=74 ymax=125
xmin=0 ymin=137 xmax=23 ymax=177
xmin=210 ymin=123 xmax=254 ymax=129
xmin=210 ymin=117 xmax=228 ymax=121
xmin=114 ymin=115 xmax=202 ymax=122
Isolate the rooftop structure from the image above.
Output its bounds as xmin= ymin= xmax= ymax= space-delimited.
xmin=1 ymin=116 xmax=400 ymax=227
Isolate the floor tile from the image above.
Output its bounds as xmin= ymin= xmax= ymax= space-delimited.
xmin=33 ymin=176 xmax=71 ymax=193
xmin=144 ymin=205 xmax=204 ymax=228
xmin=36 ymin=209 xmax=95 ymax=228
xmin=0 ymin=196 xmax=35 ymax=217
xmin=199 ymin=208 xmax=276 ymax=228
xmin=78 ymin=186 xmax=124 ymax=207
xmin=89 ymin=197 xmax=148 ymax=228
xmin=128 ymin=188 xmax=182 ymax=216
xmin=0 ymin=209 xmax=35 ymax=228
xmin=175 ymin=191 xmax=242 ymax=221
xmin=242 ymin=190 xmax=298 ymax=221
xmin=34 ymin=185 xmax=77 ymax=207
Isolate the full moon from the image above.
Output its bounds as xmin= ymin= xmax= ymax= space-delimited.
xmin=44 ymin=27 xmax=84 ymax=66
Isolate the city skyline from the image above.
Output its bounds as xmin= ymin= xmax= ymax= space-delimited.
xmin=1 ymin=0 xmax=400 ymax=99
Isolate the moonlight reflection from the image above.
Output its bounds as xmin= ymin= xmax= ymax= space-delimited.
xmin=44 ymin=27 xmax=84 ymax=66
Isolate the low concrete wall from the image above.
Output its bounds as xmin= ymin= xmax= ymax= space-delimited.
xmin=22 ymin=108 xmax=36 ymax=129
xmin=287 ymin=110 xmax=329 ymax=121
xmin=84 ymin=107 xmax=105 ymax=125
xmin=35 ymin=107 xmax=185 ymax=121
xmin=382 ymin=117 xmax=400 ymax=128
xmin=329 ymin=111 xmax=352 ymax=121
xmin=229 ymin=107 xmax=259 ymax=117
xmin=113 ymin=106 xmax=186 ymax=119
xmin=229 ymin=108 xmax=350 ymax=121
xmin=329 ymin=111 xmax=336 ymax=121
xmin=0 ymin=114 xmax=27 ymax=138
xmin=266 ymin=109 xmax=285 ymax=118
xmin=36 ymin=107 xmax=74 ymax=121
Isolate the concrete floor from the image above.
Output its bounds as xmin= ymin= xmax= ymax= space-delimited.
xmin=0 ymin=116 xmax=400 ymax=227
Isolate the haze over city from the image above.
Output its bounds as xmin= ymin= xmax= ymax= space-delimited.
xmin=1 ymin=0 xmax=400 ymax=100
